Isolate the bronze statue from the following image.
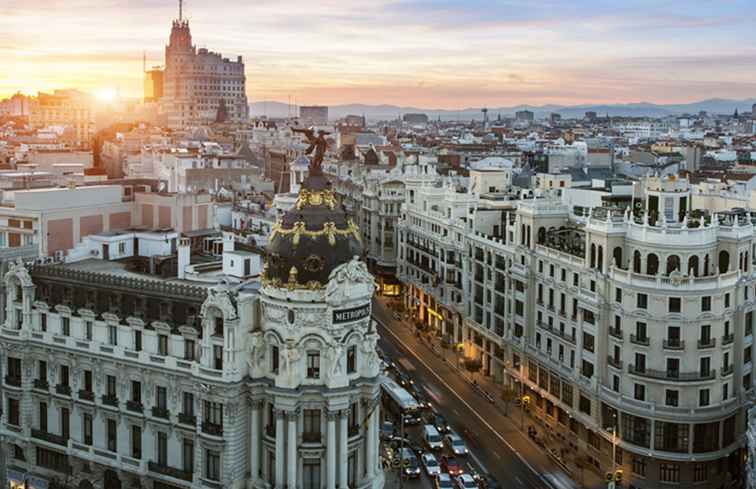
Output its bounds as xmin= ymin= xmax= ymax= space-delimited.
xmin=293 ymin=127 xmax=329 ymax=175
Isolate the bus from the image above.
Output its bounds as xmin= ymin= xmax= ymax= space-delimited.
xmin=382 ymin=377 xmax=422 ymax=425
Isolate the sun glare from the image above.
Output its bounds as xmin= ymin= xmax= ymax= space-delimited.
xmin=95 ymin=87 xmax=117 ymax=102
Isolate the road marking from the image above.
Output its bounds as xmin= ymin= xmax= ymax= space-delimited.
xmin=453 ymin=409 xmax=461 ymax=416
xmin=515 ymin=476 xmax=524 ymax=487
xmin=376 ymin=316 xmax=561 ymax=489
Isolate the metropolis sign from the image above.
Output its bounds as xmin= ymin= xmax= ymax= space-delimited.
xmin=333 ymin=303 xmax=371 ymax=324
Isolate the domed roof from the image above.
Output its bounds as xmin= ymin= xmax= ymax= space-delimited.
xmin=263 ymin=172 xmax=363 ymax=290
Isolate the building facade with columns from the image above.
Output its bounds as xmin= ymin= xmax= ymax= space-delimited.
xmin=0 ymin=166 xmax=383 ymax=488
xmin=398 ymin=174 xmax=755 ymax=488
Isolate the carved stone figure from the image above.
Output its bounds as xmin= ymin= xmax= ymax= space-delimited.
xmin=283 ymin=340 xmax=301 ymax=378
xmin=292 ymin=127 xmax=329 ymax=175
xmin=326 ymin=257 xmax=376 ymax=306
xmin=327 ymin=341 xmax=345 ymax=378
xmin=246 ymin=332 xmax=265 ymax=369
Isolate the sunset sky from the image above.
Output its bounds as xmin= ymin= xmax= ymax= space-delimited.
xmin=2 ymin=0 xmax=756 ymax=109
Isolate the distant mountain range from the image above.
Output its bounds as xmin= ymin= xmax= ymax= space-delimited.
xmin=249 ymin=98 xmax=756 ymax=122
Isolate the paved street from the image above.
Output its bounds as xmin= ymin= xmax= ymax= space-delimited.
xmin=373 ymin=298 xmax=606 ymax=489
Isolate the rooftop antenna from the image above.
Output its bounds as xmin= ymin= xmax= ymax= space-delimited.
xmin=179 ymin=0 xmax=183 ymax=21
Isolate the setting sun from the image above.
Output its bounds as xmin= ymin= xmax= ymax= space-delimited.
xmin=94 ymin=87 xmax=118 ymax=103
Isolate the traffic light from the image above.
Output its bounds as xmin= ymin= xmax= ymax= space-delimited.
xmin=606 ymin=472 xmax=613 ymax=482
xmin=614 ymin=469 xmax=623 ymax=482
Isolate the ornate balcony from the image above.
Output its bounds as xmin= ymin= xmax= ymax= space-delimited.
xmin=126 ymin=400 xmax=144 ymax=413
xmin=33 ymin=379 xmax=49 ymax=390
xmin=697 ymin=338 xmax=716 ymax=349
xmin=152 ymin=407 xmax=170 ymax=419
xmin=722 ymin=334 xmax=734 ymax=345
xmin=302 ymin=432 xmax=321 ymax=443
xmin=5 ymin=375 xmax=21 ymax=387
xmin=148 ymin=461 xmax=193 ymax=482
xmin=55 ymin=384 xmax=72 ymax=396
xmin=629 ymin=364 xmax=716 ymax=382
xmin=608 ymin=328 xmax=623 ymax=340
xmin=663 ymin=339 xmax=685 ymax=350
xmin=178 ymin=413 xmax=196 ymax=426
xmin=630 ymin=335 xmax=650 ymax=346
xmin=607 ymin=356 xmax=623 ymax=369
xmin=78 ymin=390 xmax=95 ymax=402
xmin=101 ymin=395 xmax=119 ymax=407
xmin=31 ymin=428 xmax=68 ymax=447
xmin=201 ymin=422 xmax=223 ymax=436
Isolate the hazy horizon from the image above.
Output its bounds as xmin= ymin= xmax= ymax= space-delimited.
xmin=3 ymin=0 xmax=756 ymax=108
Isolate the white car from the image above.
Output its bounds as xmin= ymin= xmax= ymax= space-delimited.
xmin=455 ymin=474 xmax=478 ymax=489
xmin=445 ymin=432 xmax=469 ymax=456
xmin=421 ymin=452 xmax=441 ymax=477
xmin=435 ymin=474 xmax=453 ymax=489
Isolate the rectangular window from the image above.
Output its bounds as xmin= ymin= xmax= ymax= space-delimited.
xmin=183 ymin=392 xmax=194 ymax=417
xmin=7 ymin=398 xmax=19 ymax=426
xmin=303 ymin=460 xmax=322 ymax=489
xmin=578 ymin=394 xmax=591 ymax=415
xmin=581 ymin=360 xmax=594 ymax=379
xmin=59 ymin=365 xmax=69 ymax=387
xmin=668 ymin=297 xmax=681 ymax=313
xmin=632 ymin=457 xmax=646 ymax=476
xmin=61 ymin=317 xmax=70 ymax=336
xmin=60 ymin=407 xmax=69 ymax=439
xmin=634 ymin=383 xmax=645 ymax=401
xmin=184 ymin=339 xmax=195 ymax=360
xmin=303 ymin=409 xmax=321 ymax=441
xmin=214 ymin=317 xmax=224 ymax=337
xmin=158 ymin=334 xmax=168 ymax=356
xmin=108 ymin=325 xmax=118 ymax=346
xmin=701 ymin=296 xmax=711 ymax=312
xmin=134 ymin=330 xmax=142 ymax=352
xmin=213 ymin=345 xmax=223 ymax=369
xmin=271 ymin=346 xmax=279 ymax=374
xmin=659 ymin=463 xmax=680 ymax=483
xmin=307 ymin=352 xmax=320 ymax=378
xmin=106 ymin=375 xmax=117 ymax=397
xmin=83 ymin=413 xmax=93 ymax=445
xmin=583 ymin=332 xmax=595 ymax=353
xmin=665 ymin=390 xmax=679 ymax=407
xmin=40 ymin=313 xmax=47 ymax=332
xmin=85 ymin=321 xmax=92 ymax=341
xmin=38 ymin=360 xmax=47 ymax=383
xmin=694 ymin=463 xmax=708 ymax=483
xmin=39 ymin=402 xmax=48 ymax=432
xmin=346 ymin=346 xmax=356 ymax=374
xmin=699 ymin=389 xmax=710 ymax=407
xmin=206 ymin=449 xmax=220 ymax=481
xmin=725 ymin=293 xmax=731 ymax=308
xmin=131 ymin=381 xmax=141 ymax=403
xmin=107 ymin=419 xmax=117 ymax=452
xmin=203 ymin=401 xmax=223 ymax=428
xmin=615 ymin=288 xmax=622 ymax=303
xmin=637 ymin=293 xmax=647 ymax=309
xmin=157 ymin=431 xmax=168 ymax=465
xmin=183 ymin=438 xmax=194 ymax=473
xmin=156 ymin=386 xmax=167 ymax=410
xmin=132 ymin=425 xmax=142 ymax=459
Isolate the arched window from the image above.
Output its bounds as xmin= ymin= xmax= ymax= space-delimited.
xmin=719 ymin=250 xmax=730 ymax=274
xmin=688 ymin=255 xmax=699 ymax=277
xmin=666 ymin=255 xmax=680 ymax=275
xmin=613 ymin=247 xmax=623 ymax=269
xmin=647 ymin=254 xmax=659 ymax=275
xmin=633 ymin=250 xmax=641 ymax=273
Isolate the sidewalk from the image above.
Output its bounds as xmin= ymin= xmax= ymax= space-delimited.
xmin=375 ymin=297 xmax=606 ymax=489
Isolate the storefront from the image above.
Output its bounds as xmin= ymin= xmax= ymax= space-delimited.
xmin=7 ymin=470 xmax=49 ymax=489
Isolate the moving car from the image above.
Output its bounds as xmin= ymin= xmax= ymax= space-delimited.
xmin=435 ymin=474 xmax=454 ymax=489
xmin=423 ymin=424 xmax=444 ymax=450
xmin=400 ymin=447 xmax=421 ymax=479
xmin=455 ymin=474 xmax=478 ymax=489
xmin=421 ymin=452 xmax=441 ymax=477
xmin=433 ymin=414 xmax=451 ymax=433
xmin=445 ymin=432 xmax=469 ymax=456
xmin=440 ymin=455 xmax=464 ymax=476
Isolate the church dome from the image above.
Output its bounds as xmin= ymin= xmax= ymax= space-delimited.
xmin=263 ymin=172 xmax=363 ymax=289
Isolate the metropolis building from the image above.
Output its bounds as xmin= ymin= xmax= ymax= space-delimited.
xmin=0 ymin=161 xmax=383 ymax=489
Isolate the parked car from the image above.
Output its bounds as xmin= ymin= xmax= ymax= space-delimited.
xmin=440 ymin=455 xmax=464 ymax=476
xmin=455 ymin=474 xmax=478 ymax=489
xmin=435 ymin=474 xmax=454 ymax=489
xmin=445 ymin=432 xmax=469 ymax=456
xmin=421 ymin=452 xmax=442 ymax=477
xmin=433 ymin=414 xmax=451 ymax=433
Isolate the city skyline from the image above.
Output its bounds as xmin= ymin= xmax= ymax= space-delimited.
xmin=3 ymin=0 xmax=756 ymax=108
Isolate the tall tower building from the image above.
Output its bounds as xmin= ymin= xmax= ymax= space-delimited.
xmin=162 ymin=3 xmax=248 ymax=129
